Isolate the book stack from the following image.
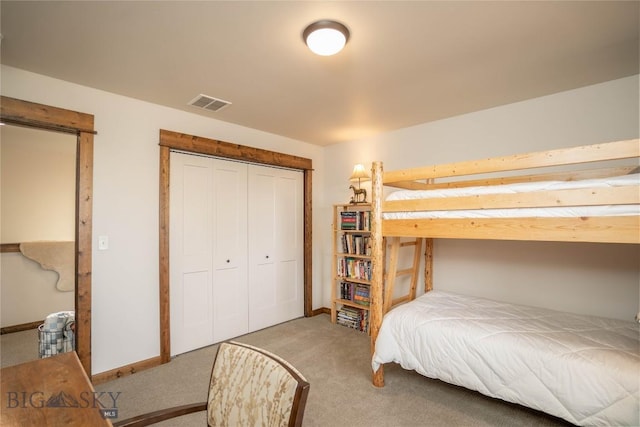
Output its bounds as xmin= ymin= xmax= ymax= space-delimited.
xmin=339 ymin=281 xmax=354 ymax=300
xmin=340 ymin=234 xmax=372 ymax=255
xmin=337 ymin=258 xmax=372 ymax=280
xmin=336 ymin=306 xmax=369 ymax=333
xmin=359 ymin=211 xmax=371 ymax=231
xmin=340 ymin=211 xmax=358 ymax=230
xmin=353 ymin=283 xmax=370 ymax=306
xmin=340 ymin=210 xmax=371 ymax=231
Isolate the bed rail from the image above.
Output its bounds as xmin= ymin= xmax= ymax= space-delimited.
xmin=383 ymin=138 xmax=639 ymax=188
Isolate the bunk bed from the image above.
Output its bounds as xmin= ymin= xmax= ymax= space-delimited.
xmin=368 ymin=138 xmax=639 ymax=426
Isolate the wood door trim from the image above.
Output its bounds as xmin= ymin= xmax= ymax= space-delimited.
xmin=159 ymin=130 xmax=312 ymax=170
xmin=158 ymin=129 xmax=313 ymax=363
xmin=0 ymin=96 xmax=94 ymax=378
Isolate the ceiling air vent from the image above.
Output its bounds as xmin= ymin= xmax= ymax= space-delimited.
xmin=188 ymin=94 xmax=231 ymax=112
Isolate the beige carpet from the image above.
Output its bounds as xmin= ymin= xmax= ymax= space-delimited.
xmin=95 ymin=314 xmax=572 ymax=426
xmin=0 ymin=329 xmax=39 ymax=368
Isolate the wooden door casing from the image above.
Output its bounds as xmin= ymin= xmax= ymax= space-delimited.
xmin=159 ymin=129 xmax=313 ymax=363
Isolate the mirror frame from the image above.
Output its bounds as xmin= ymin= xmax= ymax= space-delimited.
xmin=0 ymin=96 xmax=94 ymax=377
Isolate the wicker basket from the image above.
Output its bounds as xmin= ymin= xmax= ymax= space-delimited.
xmin=38 ymin=321 xmax=75 ymax=358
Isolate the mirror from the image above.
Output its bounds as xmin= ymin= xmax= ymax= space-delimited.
xmin=1 ymin=124 xmax=76 ymax=367
xmin=0 ymin=96 xmax=94 ymax=377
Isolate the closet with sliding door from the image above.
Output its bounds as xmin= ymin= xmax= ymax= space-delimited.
xmin=169 ymin=152 xmax=304 ymax=356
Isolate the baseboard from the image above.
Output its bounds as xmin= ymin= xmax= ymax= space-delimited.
xmin=312 ymin=307 xmax=330 ymax=316
xmin=92 ymin=355 xmax=163 ymax=385
xmin=1 ymin=320 xmax=43 ymax=335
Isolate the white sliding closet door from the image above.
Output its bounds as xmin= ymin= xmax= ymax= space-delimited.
xmin=211 ymin=160 xmax=248 ymax=342
xmin=170 ymin=153 xmax=302 ymax=356
xmin=170 ymin=152 xmax=214 ymax=356
xmin=170 ymin=153 xmax=249 ymax=355
xmin=248 ymin=164 xmax=304 ymax=331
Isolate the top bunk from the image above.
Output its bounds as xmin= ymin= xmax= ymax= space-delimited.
xmin=370 ymin=138 xmax=639 ymax=244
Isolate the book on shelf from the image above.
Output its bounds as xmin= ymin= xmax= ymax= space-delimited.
xmin=339 ymin=281 xmax=370 ymax=306
xmin=336 ymin=305 xmax=369 ymax=333
xmin=353 ymin=283 xmax=370 ymax=306
xmin=337 ymin=258 xmax=372 ymax=281
xmin=339 ymin=210 xmax=371 ymax=231
xmin=339 ymin=281 xmax=355 ymax=301
xmin=340 ymin=211 xmax=358 ymax=230
xmin=361 ymin=210 xmax=371 ymax=231
xmin=340 ymin=234 xmax=371 ymax=255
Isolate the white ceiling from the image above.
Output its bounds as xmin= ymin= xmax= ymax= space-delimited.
xmin=1 ymin=1 xmax=638 ymax=146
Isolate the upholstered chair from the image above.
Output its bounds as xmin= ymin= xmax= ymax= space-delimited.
xmin=114 ymin=341 xmax=310 ymax=427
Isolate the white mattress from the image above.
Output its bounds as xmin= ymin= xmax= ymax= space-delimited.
xmin=384 ymin=173 xmax=640 ymax=218
xmin=372 ymin=291 xmax=640 ymax=426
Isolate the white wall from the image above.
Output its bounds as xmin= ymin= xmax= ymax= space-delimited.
xmin=1 ymin=254 xmax=75 ymax=327
xmin=1 ymin=65 xmax=325 ymax=374
xmin=324 ymin=75 xmax=639 ymax=321
xmin=1 ymin=126 xmax=76 ymax=242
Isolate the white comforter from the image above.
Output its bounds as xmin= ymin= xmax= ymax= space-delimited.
xmin=384 ymin=173 xmax=639 ymax=219
xmin=372 ymin=291 xmax=640 ymax=426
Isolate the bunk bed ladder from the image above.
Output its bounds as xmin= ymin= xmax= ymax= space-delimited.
xmin=383 ymin=237 xmax=424 ymax=314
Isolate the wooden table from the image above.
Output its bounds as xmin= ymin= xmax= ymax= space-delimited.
xmin=1 ymin=352 xmax=113 ymax=426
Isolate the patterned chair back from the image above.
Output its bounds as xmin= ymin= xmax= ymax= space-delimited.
xmin=207 ymin=341 xmax=310 ymax=427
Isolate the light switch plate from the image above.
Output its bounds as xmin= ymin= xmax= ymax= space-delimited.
xmin=98 ymin=235 xmax=109 ymax=250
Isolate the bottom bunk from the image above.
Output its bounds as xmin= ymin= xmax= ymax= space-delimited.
xmin=371 ymin=290 xmax=639 ymax=426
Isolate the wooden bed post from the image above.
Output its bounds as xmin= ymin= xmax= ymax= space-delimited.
xmin=371 ymin=161 xmax=385 ymax=387
xmin=425 ymin=238 xmax=433 ymax=292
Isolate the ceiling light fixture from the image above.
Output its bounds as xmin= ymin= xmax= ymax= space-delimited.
xmin=303 ymin=20 xmax=350 ymax=56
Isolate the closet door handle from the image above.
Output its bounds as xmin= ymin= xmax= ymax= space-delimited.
xmin=226 ymin=259 xmax=230 ymax=263
xmin=265 ymin=255 xmax=269 ymax=259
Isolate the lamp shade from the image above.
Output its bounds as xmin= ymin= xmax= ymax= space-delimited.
xmin=303 ymin=20 xmax=350 ymax=56
xmin=349 ymin=164 xmax=370 ymax=182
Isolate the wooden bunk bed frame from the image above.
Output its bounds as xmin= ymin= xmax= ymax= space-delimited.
xmin=369 ymin=138 xmax=640 ymax=388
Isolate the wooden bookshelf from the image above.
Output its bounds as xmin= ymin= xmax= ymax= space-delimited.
xmin=331 ymin=204 xmax=372 ymax=334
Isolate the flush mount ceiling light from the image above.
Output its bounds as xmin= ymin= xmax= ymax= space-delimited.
xmin=303 ymin=20 xmax=350 ymax=56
